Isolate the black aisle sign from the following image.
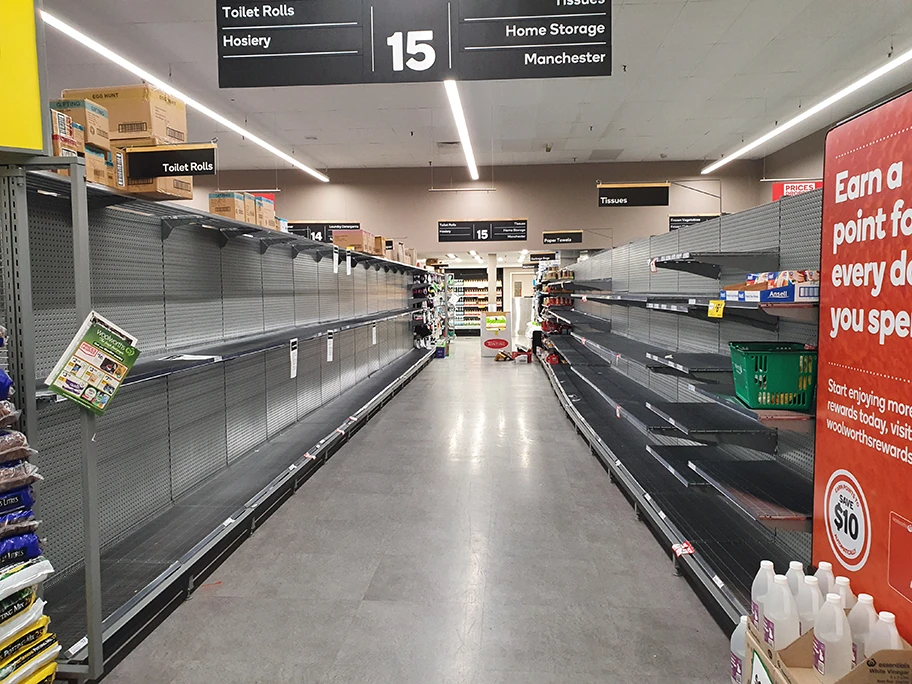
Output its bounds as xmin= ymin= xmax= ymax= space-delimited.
xmin=542 ymin=231 xmax=583 ymax=245
xmin=669 ymin=214 xmax=719 ymax=231
xmin=598 ymin=183 xmax=670 ymax=207
xmin=529 ymin=252 xmax=556 ymax=263
xmin=125 ymin=144 xmax=216 ymax=179
xmin=288 ymin=222 xmax=361 ymax=243
xmin=216 ymin=0 xmax=612 ymax=88
xmin=438 ymin=219 xmax=527 ymax=243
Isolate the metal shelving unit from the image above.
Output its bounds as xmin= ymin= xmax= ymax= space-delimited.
xmin=1 ymin=157 xmax=435 ymax=681
xmin=540 ymin=192 xmax=822 ymax=626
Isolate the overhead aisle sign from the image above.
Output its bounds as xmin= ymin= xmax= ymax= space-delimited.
xmin=0 ymin=0 xmax=45 ymax=154
xmin=599 ymin=183 xmax=670 ymax=207
xmin=438 ymin=220 xmax=527 ymax=243
xmin=543 ymin=231 xmax=583 ymax=245
xmin=216 ymin=0 xmax=612 ymax=87
xmin=815 ymin=88 xmax=912 ymax=637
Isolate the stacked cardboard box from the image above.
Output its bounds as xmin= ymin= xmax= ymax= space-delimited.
xmin=50 ymin=99 xmax=118 ymax=186
xmin=209 ymin=192 xmax=246 ymax=222
xmin=255 ymin=196 xmax=276 ymax=229
xmin=111 ymin=138 xmax=193 ymax=200
xmin=333 ymin=229 xmax=375 ymax=253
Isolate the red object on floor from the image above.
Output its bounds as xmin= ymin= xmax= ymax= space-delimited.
xmin=512 ymin=350 xmax=533 ymax=363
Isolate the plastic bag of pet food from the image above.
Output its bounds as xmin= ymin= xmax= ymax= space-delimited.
xmin=0 ymin=468 xmax=39 ymax=497
xmin=15 ymin=662 xmax=54 ymax=684
xmin=0 ymin=592 xmax=41 ymax=647
xmin=0 ymin=559 xmax=53 ymax=604
xmin=0 ymin=435 xmax=34 ymax=469
xmin=0 ymin=515 xmax=37 ymax=544
xmin=0 ymin=537 xmax=40 ymax=573
xmin=0 ymin=492 xmax=32 ymax=518
xmin=0 ymin=632 xmax=58 ymax=684
xmin=0 ymin=616 xmax=49 ymax=670
xmin=0 ymin=408 xmax=20 ymax=432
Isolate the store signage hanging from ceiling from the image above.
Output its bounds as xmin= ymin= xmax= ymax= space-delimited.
xmin=0 ymin=0 xmax=45 ymax=154
xmin=815 ymin=88 xmax=912 ymax=634
xmin=542 ymin=231 xmax=583 ymax=245
xmin=772 ymin=181 xmax=823 ymax=201
xmin=288 ymin=222 xmax=361 ymax=243
xmin=599 ymin=183 xmax=670 ymax=207
xmin=124 ymin=144 xmax=217 ymax=179
xmin=529 ymin=252 xmax=556 ymax=263
xmin=215 ymin=0 xmax=612 ymax=88
xmin=438 ymin=220 xmax=527 ymax=243
xmin=669 ymin=214 xmax=720 ymax=231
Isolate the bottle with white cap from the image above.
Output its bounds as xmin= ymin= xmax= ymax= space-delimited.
xmin=764 ymin=575 xmax=801 ymax=649
xmin=814 ymin=593 xmax=853 ymax=683
xmin=834 ymin=577 xmax=857 ymax=610
xmin=815 ymin=562 xmax=836 ymax=596
xmin=751 ymin=560 xmax=776 ymax=627
xmin=866 ymin=611 xmax=903 ymax=657
xmin=786 ymin=561 xmax=805 ymax=597
xmin=730 ymin=615 xmax=747 ymax=684
xmin=798 ymin=575 xmax=825 ymax=635
xmin=848 ymin=594 xmax=878 ymax=665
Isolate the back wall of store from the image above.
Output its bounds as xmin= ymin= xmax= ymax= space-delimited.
xmin=187 ymin=160 xmax=767 ymax=253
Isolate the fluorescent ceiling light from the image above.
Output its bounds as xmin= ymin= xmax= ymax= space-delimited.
xmin=521 ymin=249 xmax=529 ymax=254
xmin=702 ymin=45 xmax=912 ymax=175
xmin=447 ymin=253 xmax=457 ymax=259
xmin=497 ymin=256 xmax=504 ymax=263
xmin=41 ymin=11 xmax=329 ymax=183
xmin=444 ymin=80 xmax=480 ymax=181
xmin=469 ymin=250 xmax=477 ymax=256
xmin=454 ymin=257 xmax=462 ymax=262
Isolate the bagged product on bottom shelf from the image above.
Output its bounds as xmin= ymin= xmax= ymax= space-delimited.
xmin=0 ymin=594 xmax=43 ymax=647
xmin=0 ymin=468 xmax=40 ymax=497
xmin=0 ymin=537 xmax=40 ymax=571
xmin=0 ymin=559 xmax=54 ymax=604
xmin=0 ymin=633 xmax=59 ymax=684
xmin=0 ymin=514 xmax=38 ymax=543
xmin=0 ymin=407 xmax=20 ymax=431
xmin=0 ymin=617 xmax=50 ymax=669
xmin=0 ymin=434 xmax=35 ymax=468
xmin=0 ymin=492 xmax=34 ymax=518
xmin=16 ymin=662 xmax=55 ymax=684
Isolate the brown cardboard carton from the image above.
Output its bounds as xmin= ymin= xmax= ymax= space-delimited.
xmin=373 ymin=236 xmax=386 ymax=256
xmin=405 ymin=247 xmax=417 ymax=266
xmin=61 ymin=84 xmax=187 ymax=144
xmin=49 ymin=110 xmax=72 ymax=139
xmin=104 ymin=157 xmax=116 ymax=188
xmin=112 ymin=143 xmax=193 ymax=200
xmin=209 ymin=192 xmax=246 ymax=222
xmin=48 ymin=98 xmax=111 ymax=151
xmin=244 ymin=193 xmax=257 ymax=225
xmin=71 ymin=122 xmax=86 ymax=154
xmin=254 ymin=196 xmax=276 ymax=228
xmin=746 ymin=627 xmax=788 ymax=684
xmin=394 ymin=241 xmax=406 ymax=263
xmin=333 ymin=229 xmax=374 ymax=253
xmin=84 ymin=147 xmax=109 ymax=185
xmin=51 ymin=133 xmax=79 ymax=175
xmin=777 ymin=628 xmax=912 ymax=684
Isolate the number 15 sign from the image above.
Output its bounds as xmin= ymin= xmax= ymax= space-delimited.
xmin=217 ymin=0 xmax=612 ymax=87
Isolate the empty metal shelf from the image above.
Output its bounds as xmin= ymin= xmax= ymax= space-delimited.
xmin=547 ymin=335 xmax=610 ymax=367
xmin=646 ymin=352 xmax=733 ymax=383
xmin=652 ymin=252 xmax=780 ymax=280
xmin=645 ymin=445 xmax=732 ymax=487
xmin=646 ymin=402 xmax=778 ymax=453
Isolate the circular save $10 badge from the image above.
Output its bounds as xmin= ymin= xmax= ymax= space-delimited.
xmin=824 ymin=470 xmax=871 ymax=571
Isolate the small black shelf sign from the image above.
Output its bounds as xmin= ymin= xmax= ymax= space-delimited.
xmin=542 ymin=231 xmax=583 ymax=245
xmin=438 ymin=219 xmax=527 ymax=243
xmin=669 ymin=214 xmax=719 ymax=231
xmin=598 ymin=183 xmax=670 ymax=207
xmin=125 ymin=143 xmax=217 ymax=179
xmin=529 ymin=252 xmax=556 ymax=263
xmin=216 ymin=0 xmax=612 ymax=88
xmin=288 ymin=222 xmax=361 ymax=243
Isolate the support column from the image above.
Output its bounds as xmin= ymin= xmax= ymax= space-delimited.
xmin=487 ymin=255 xmax=497 ymax=311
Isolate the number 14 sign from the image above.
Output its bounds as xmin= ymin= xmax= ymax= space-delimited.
xmin=217 ymin=0 xmax=612 ymax=87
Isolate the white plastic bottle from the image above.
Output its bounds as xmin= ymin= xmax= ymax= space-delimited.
xmin=730 ymin=615 xmax=747 ymax=684
xmin=814 ymin=593 xmax=854 ymax=683
xmin=815 ymin=562 xmax=836 ymax=596
xmin=834 ymin=577 xmax=857 ymax=610
xmin=797 ymin=576 xmax=825 ymax=635
xmin=786 ymin=561 xmax=805 ymax=596
xmin=764 ymin=575 xmax=801 ymax=649
xmin=751 ymin=560 xmax=776 ymax=627
xmin=848 ymin=594 xmax=878 ymax=665
xmin=866 ymin=611 xmax=903 ymax=657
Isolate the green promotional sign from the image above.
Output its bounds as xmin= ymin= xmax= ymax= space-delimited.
xmin=45 ymin=312 xmax=140 ymax=416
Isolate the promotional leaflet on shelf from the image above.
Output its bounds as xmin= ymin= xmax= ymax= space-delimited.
xmin=45 ymin=311 xmax=140 ymax=416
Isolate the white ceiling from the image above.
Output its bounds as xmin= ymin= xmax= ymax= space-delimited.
xmin=43 ymin=0 xmax=912 ymax=174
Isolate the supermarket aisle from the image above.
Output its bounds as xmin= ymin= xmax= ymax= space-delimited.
xmin=105 ymin=340 xmax=728 ymax=683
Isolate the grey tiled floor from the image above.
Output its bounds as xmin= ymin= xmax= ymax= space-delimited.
xmin=103 ymin=340 xmax=729 ymax=683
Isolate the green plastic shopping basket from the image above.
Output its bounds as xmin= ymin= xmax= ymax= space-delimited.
xmin=729 ymin=342 xmax=818 ymax=412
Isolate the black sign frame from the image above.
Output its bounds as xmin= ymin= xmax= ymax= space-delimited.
xmin=668 ymin=214 xmax=719 ymax=231
xmin=542 ymin=231 xmax=583 ymax=245
xmin=125 ymin=144 xmax=217 ymax=179
xmin=288 ymin=222 xmax=361 ymax=243
xmin=438 ymin=219 xmax=528 ymax=243
xmin=216 ymin=0 xmax=612 ymax=88
xmin=598 ymin=184 xmax=670 ymax=208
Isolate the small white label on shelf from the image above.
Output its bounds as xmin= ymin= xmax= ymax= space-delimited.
xmin=616 ymin=405 xmax=621 ymax=419
xmin=335 ymin=427 xmax=345 ymax=435
xmin=304 ymin=452 xmax=315 ymax=460
xmin=372 ymin=324 xmax=377 ymax=345
xmin=327 ymin=334 xmax=334 ymax=362
xmin=615 ymin=459 xmax=621 ymax=467
xmin=222 ymin=517 xmax=235 ymax=527
xmin=346 ymin=249 xmax=352 ymax=276
xmin=712 ymin=575 xmax=725 ymax=589
xmin=333 ymin=246 xmax=339 ymax=274
xmin=659 ymin=510 xmax=667 ymax=520
xmin=288 ymin=464 xmax=296 ymax=471
xmin=290 ymin=338 xmax=298 ymax=379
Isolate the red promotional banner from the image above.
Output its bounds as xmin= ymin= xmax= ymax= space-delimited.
xmin=816 ymin=90 xmax=912 ymax=638
xmin=772 ymin=181 xmax=823 ymax=201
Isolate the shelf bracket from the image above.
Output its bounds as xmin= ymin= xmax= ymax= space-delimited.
xmin=259 ymin=240 xmax=270 ymax=255
xmin=216 ymin=230 xmax=230 ymax=248
xmin=161 ymin=215 xmax=203 ymax=241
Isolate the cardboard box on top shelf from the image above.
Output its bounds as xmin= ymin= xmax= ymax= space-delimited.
xmin=394 ymin=241 xmax=406 ymax=263
xmin=244 ymin=193 xmax=257 ymax=225
xmin=112 ymin=139 xmax=193 ymax=200
xmin=776 ymin=628 xmax=912 ymax=684
xmin=373 ymin=235 xmax=386 ymax=256
xmin=405 ymin=247 xmax=417 ymax=266
xmin=61 ymin=84 xmax=187 ymax=144
xmin=277 ymin=218 xmax=289 ymax=233
xmin=254 ymin=196 xmax=275 ymax=229
xmin=104 ymin=155 xmax=117 ymax=188
xmin=51 ymin=133 xmax=79 ymax=176
xmin=333 ymin=229 xmax=374 ymax=253
xmin=49 ymin=109 xmax=72 ymax=139
xmin=383 ymin=248 xmax=394 ymax=261
xmin=84 ymin=147 xmax=109 ymax=186
xmin=48 ymin=98 xmax=111 ymax=151
xmin=209 ymin=192 xmax=246 ymax=222
xmin=70 ymin=122 xmax=85 ymax=154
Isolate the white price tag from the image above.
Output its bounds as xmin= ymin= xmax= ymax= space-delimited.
xmin=346 ymin=249 xmax=352 ymax=276
xmin=326 ymin=333 xmax=334 ymax=362
xmin=333 ymin=245 xmax=339 ymax=274
xmin=289 ymin=338 xmax=298 ymax=379
xmin=372 ymin=324 xmax=377 ymax=345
